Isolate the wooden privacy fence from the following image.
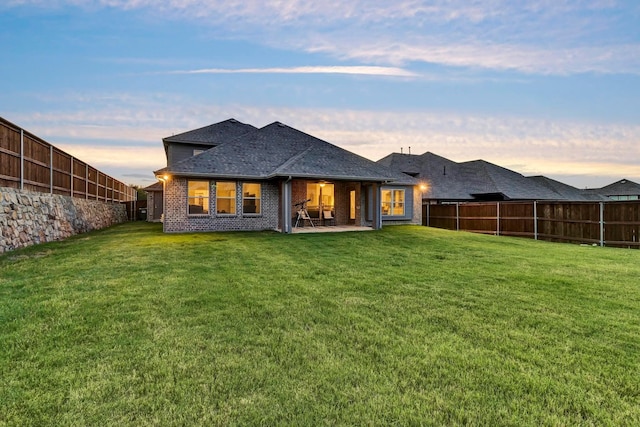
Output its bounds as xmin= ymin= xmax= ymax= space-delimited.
xmin=0 ymin=117 xmax=136 ymax=202
xmin=123 ymin=200 xmax=148 ymax=221
xmin=424 ymin=201 xmax=640 ymax=249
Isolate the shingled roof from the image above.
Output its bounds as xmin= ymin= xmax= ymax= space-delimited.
xmin=143 ymin=181 xmax=163 ymax=192
xmin=378 ymin=151 xmax=596 ymax=201
xmin=460 ymin=160 xmax=561 ymax=200
xmin=528 ymin=176 xmax=607 ymax=201
xmin=157 ymin=122 xmax=416 ymax=184
xmin=163 ymin=118 xmax=256 ymax=146
xmin=593 ymin=178 xmax=640 ymax=197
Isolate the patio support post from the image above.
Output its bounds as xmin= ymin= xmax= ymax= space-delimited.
xmin=372 ymin=183 xmax=382 ymax=230
xmin=281 ymin=178 xmax=293 ymax=234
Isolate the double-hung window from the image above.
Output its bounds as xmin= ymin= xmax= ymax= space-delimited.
xmin=216 ymin=182 xmax=236 ymax=215
xmin=381 ymin=189 xmax=405 ymax=216
xmin=242 ymin=183 xmax=261 ymax=215
xmin=188 ymin=181 xmax=209 ymax=215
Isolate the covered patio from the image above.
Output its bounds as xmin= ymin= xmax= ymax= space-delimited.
xmin=280 ymin=178 xmax=382 ymax=234
xmin=291 ymin=225 xmax=374 ymax=233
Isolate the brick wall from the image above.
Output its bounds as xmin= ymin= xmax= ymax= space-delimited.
xmin=148 ymin=191 xmax=155 ymax=221
xmin=334 ymin=181 xmax=363 ymax=226
xmin=163 ymin=177 xmax=280 ymax=232
xmin=291 ymin=180 xmax=307 ymax=208
xmin=161 ymin=178 xmax=421 ymax=232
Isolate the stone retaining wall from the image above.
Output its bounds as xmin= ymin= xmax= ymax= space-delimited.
xmin=0 ymin=187 xmax=128 ymax=254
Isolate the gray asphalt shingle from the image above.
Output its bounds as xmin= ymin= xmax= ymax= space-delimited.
xmin=157 ymin=121 xmax=416 ymax=184
xmin=162 ymin=118 xmax=256 ymax=146
xmin=528 ymin=176 xmax=607 ymax=201
xmin=593 ymin=178 xmax=640 ymax=197
xmin=378 ymin=151 xmax=605 ymax=201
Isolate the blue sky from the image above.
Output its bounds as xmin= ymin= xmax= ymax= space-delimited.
xmin=2 ymin=0 xmax=639 ymax=188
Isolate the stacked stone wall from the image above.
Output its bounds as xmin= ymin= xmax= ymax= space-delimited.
xmin=0 ymin=187 xmax=128 ymax=254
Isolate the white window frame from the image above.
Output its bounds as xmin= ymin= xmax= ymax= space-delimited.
xmin=215 ymin=181 xmax=236 ymax=215
xmin=187 ymin=180 xmax=209 ymax=216
xmin=242 ymin=183 xmax=261 ymax=215
xmin=381 ymin=189 xmax=405 ymax=217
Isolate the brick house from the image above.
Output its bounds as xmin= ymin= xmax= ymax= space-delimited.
xmin=154 ymin=119 xmax=420 ymax=233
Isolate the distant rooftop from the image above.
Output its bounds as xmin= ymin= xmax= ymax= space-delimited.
xmin=378 ymin=151 xmax=613 ymax=202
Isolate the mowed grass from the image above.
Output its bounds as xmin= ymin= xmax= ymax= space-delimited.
xmin=1 ymin=223 xmax=639 ymax=426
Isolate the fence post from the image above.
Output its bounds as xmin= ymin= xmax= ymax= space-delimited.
xmin=599 ymin=202 xmax=605 ymax=247
xmin=533 ymin=201 xmax=538 ymax=240
xmin=85 ymin=164 xmax=89 ymax=199
xmin=426 ymin=202 xmax=430 ymax=227
xmin=496 ymin=202 xmax=500 ymax=236
xmin=70 ymin=156 xmax=74 ymax=197
xmin=20 ymin=129 xmax=24 ymax=190
xmin=49 ymin=145 xmax=54 ymax=194
xmin=456 ymin=202 xmax=460 ymax=231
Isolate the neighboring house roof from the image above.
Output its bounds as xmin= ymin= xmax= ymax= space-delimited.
xmin=143 ymin=182 xmax=163 ymax=192
xmin=378 ymin=151 xmax=599 ymax=201
xmin=591 ymin=178 xmax=640 ymax=196
xmin=163 ymin=118 xmax=257 ymax=146
xmin=528 ymin=176 xmax=608 ymax=201
xmin=157 ymin=122 xmax=417 ymax=184
xmin=378 ymin=152 xmax=471 ymax=199
xmin=460 ymin=160 xmax=561 ymax=200
xmin=377 ymin=152 xmax=426 ymax=176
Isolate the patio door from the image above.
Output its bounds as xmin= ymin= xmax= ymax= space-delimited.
xmin=307 ymin=182 xmax=334 ymax=220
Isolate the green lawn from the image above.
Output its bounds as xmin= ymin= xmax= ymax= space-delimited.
xmin=1 ymin=222 xmax=639 ymax=426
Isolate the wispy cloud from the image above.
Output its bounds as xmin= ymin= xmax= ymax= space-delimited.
xmin=6 ymin=0 xmax=639 ymax=75
xmin=10 ymin=92 xmax=640 ymax=187
xmin=166 ymin=66 xmax=418 ymax=77
xmin=302 ymin=38 xmax=640 ymax=75
xmin=54 ymin=144 xmax=164 ymax=170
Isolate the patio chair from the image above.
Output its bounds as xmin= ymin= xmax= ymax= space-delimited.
xmin=323 ymin=210 xmax=336 ymax=226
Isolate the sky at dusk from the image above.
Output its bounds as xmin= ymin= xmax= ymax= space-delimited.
xmin=2 ymin=0 xmax=639 ymax=188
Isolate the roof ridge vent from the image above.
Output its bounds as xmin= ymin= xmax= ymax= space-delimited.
xmin=277 ymin=122 xmax=286 ymax=127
